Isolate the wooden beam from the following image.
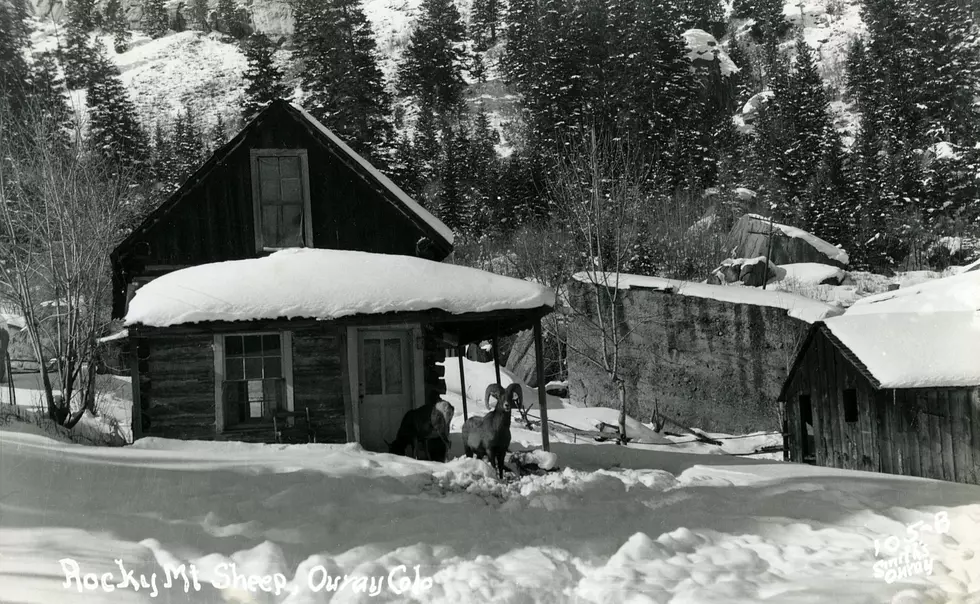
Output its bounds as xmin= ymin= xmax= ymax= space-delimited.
xmin=457 ymin=346 xmax=468 ymax=422
xmin=130 ymin=338 xmax=143 ymax=442
xmin=534 ymin=319 xmax=550 ymax=452
xmin=492 ymin=335 xmax=502 ymax=387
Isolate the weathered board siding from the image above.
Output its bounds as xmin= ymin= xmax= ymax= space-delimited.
xmin=291 ymin=328 xmax=348 ymax=443
xmin=782 ymin=327 xmax=980 ymax=485
xmin=567 ymin=283 xmax=811 ymax=433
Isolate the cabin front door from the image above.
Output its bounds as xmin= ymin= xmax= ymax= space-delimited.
xmin=357 ymin=329 xmax=413 ymax=452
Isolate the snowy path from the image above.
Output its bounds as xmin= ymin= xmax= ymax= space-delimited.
xmin=2 ymin=427 xmax=978 ymax=604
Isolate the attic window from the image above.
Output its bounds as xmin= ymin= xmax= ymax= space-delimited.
xmin=250 ymin=149 xmax=313 ymax=251
xmin=843 ymin=388 xmax=858 ymax=423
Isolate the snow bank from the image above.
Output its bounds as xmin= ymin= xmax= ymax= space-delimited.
xmin=125 ymin=248 xmax=554 ymax=327
xmin=778 ymin=262 xmax=846 ymax=285
xmin=824 ymin=271 xmax=980 ymax=388
xmin=682 ymin=29 xmax=740 ymax=76
xmin=3 ymin=426 xmax=980 ymax=604
xmin=746 ymin=213 xmax=850 ymax=265
xmin=572 ymin=272 xmax=843 ymax=323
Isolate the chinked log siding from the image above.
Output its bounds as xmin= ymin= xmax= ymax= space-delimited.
xmin=782 ymin=325 xmax=980 ymax=485
xmin=133 ymin=327 xmax=351 ymax=443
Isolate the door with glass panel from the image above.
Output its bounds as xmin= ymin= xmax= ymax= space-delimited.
xmin=357 ymin=330 xmax=413 ymax=451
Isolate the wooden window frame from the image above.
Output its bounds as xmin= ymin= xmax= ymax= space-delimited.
xmin=250 ymin=149 xmax=313 ymax=253
xmin=214 ymin=331 xmax=294 ymax=433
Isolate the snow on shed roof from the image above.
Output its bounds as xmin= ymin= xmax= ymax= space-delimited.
xmin=746 ymin=214 xmax=850 ymax=265
xmin=289 ymin=102 xmax=455 ymax=246
xmin=823 ymin=271 xmax=980 ymax=388
xmin=124 ymin=248 xmax=555 ymax=328
xmin=572 ymin=272 xmax=843 ymax=324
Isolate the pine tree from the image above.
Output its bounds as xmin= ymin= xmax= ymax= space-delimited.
xmin=216 ymin=0 xmax=249 ymax=38
xmin=1 ymin=0 xmax=32 ymax=111
xmin=60 ymin=26 xmax=101 ymax=90
xmin=469 ymin=0 xmax=502 ymax=50
xmin=143 ymin=0 xmax=170 ymax=38
xmin=171 ymin=107 xmax=206 ymax=179
xmin=190 ymin=0 xmax=211 ymax=30
xmin=103 ymin=0 xmax=132 ymax=53
xmin=241 ymin=32 xmax=289 ymax=121
xmin=66 ymin=0 xmax=100 ymax=33
xmin=398 ymin=0 xmax=467 ymax=116
xmin=150 ymin=121 xmax=177 ymax=188
xmin=29 ymin=51 xmax=74 ymax=146
xmin=86 ymin=43 xmax=149 ymax=169
xmin=210 ymin=113 xmax=227 ymax=150
xmin=293 ymin=0 xmax=392 ymax=161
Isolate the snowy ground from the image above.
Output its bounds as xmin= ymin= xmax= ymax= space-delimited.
xmin=3 ymin=359 xmax=979 ymax=603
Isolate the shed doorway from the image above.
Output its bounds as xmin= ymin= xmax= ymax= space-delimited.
xmin=799 ymin=394 xmax=815 ymax=464
xmin=357 ymin=329 xmax=413 ymax=452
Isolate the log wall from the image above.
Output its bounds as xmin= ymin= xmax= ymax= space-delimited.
xmin=134 ymin=326 xmax=350 ymax=444
xmin=783 ymin=327 xmax=980 ymax=485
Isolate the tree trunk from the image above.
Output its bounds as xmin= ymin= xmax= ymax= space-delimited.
xmin=617 ymin=379 xmax=627 ymax=446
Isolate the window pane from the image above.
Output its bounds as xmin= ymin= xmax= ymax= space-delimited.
xmin=244 ymin=357 xmax=263 ymax=379
xmin=225 ymin=336 xmax=243 ymax=357
xmin=280 ymin=156 xmax=301 ymax=179
xmin=262 ymin=205 xmax=281 ymax=247
xmin=258 ymin=157 xmax=279 ymax=180
xmin=281 ymin=178 xmax=302 ymax=203
xmin=247 ymin=380 xmax=264 ymax=418
xmin=262 ymin=334 xmax=280 ymax=354
xmin=384 ymin=338 xmax=403 ymax=395
xmin=278 ymin=205 xmax=304 ymax=247
xmin=243 ymin=335 xmax=263 ymax=357
xmin=260 ymin=178 xmax=280 ymax=203
xmin=363 ymin=338 xmax=382 ymax=395
xmin=225 ymin=357 xmax=244 ymax=381
xmin=224 ymin=381 xmax=246 ymax=424
xmin=263 ymin=356 xmax=282 ymax=378
xmin=263 ymin=379 xmax=283 ymax=413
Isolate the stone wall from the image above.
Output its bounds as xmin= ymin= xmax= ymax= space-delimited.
xmin=567 ymin=282 xmax=811 ymax=433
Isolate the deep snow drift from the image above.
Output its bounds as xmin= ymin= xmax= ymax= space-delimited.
xmin=3 ymin=357 xmax=979 ymax=603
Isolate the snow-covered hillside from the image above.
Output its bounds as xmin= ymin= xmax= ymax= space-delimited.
xmin=25 ymin=0 xmax=869 ymax=148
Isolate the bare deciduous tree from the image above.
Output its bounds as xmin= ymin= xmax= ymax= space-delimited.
xmin=0 ymin=100 xmax=143 ymax=427
xmin=535 ymin=129 xmax=654 ymax=444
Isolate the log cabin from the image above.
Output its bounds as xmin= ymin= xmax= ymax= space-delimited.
xmin=111 ymin=99 xmax=554 ymax=449
xmin=779 ymin=270 xmax=980 ymax=484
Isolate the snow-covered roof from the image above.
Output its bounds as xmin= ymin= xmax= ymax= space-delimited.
xmin=1 ymin=310 xmax=25 ymax=331
xmin=125 ymin=248 xmax=555 ymax=328
xmin=289 ymin=102 xmax=455 ymax=247
xmin=822 ymin=271 xmax=980 ymax=388
xmin=746 ymin=214 xmax=850 ymax=265
xmin=572 ymin=272 xmax=843 ymax=324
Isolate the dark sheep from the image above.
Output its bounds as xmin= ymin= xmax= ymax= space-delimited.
xmin=462 ymin=384 xmax=518 ymax=479
xmin=388 ymin=401 xmax=454 ymax=462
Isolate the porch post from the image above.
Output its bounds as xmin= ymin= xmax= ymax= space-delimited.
xmin=457 ymin=345 xmax=468 ymax=421
xmin=492 ymin=334 xmax=502 ymax=387
xmin=533 ymin=319 xmax=550 ymax=451
xmin=129 ymin=332 xmax=143 ymax=442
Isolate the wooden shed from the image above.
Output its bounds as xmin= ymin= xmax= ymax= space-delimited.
xmin=112 ymin=100 xmax=555 ymax=449
xmin=779 ymin=271 xmax=980 ymax=484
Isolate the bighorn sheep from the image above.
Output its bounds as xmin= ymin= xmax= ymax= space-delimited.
xmin=486 ymin=382 xmax=529 ymax=427
xmin=388 ymin=401 xmax=454 ymax=462
xmin=462 ymin=384 xmax=517 ymax=479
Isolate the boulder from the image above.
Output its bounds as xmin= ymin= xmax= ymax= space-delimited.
xmin=708 ymin=256 xmax=785 ymax=286
xmin=726 ymin=214 xmax=849 ymax=268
